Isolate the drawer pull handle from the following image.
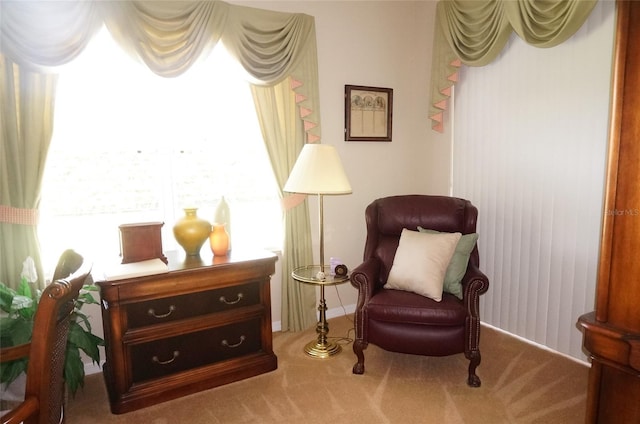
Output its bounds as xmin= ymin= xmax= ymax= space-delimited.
xmin=222 ymin=335 xmax=246 ymax=348
xmin=152 ymin=350 xmax=179 ymax=365
xmin=219 ymin=293 xmax=244 ymax=305
xmin=147 ymin=305 xmax=176 ymax=319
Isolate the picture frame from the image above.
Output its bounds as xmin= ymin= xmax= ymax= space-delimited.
xmin=344 ymin=85 xmax=393 ymax=142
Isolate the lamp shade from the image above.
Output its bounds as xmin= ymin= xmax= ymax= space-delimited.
xmin=283 ymin=144 xmax=352 ymax=195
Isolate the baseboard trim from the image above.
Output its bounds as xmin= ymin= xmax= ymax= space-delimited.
xmin=85 ymin=362 xmax=103 ymax=376
xmin=481 ymin=322 xmax=591 ymax=367
xmin=271 ymin=303 xmax=356 ymax=332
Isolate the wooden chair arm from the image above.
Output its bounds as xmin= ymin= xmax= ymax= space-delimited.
xmin=1 ymin=396 xmax=39 ymax=424
xmin=0 ymin=343 xmax=30 ymax=363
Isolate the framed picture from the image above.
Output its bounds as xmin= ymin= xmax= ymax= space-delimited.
xmin=344 ymin=85 xmax=393 ymax=142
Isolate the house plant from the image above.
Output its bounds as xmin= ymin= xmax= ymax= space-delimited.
xmin=0 ymin=257 xmax=104 ymax=397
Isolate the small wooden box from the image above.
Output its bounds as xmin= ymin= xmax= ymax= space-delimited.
xmin=119 ymin=222 xmax=167 ymax=264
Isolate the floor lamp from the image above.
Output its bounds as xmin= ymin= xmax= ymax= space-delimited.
xmin=284 ymin=143 xmax=352 ymax=358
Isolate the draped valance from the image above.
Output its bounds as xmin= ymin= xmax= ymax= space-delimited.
xmin=0 ymin=0 xmax=320 ymax=140
xmin=429 ymin=0 xmax=598 ymax=132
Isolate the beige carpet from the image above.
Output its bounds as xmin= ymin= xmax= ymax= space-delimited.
xmin=66 ymin=315 xmax=588 ymax=423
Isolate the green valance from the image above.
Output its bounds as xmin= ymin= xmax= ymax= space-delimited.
xmin=0 ymin=1 xmax=320 ymax=140
xmin=430 ymin=0 xmax=598 ymax=132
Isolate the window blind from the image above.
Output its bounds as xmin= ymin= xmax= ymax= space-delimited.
xmin=451 ymin=0 xmax=615 ymax=361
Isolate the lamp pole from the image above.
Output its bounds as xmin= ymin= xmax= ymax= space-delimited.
xmin=317 ymin=193 xmax=326 ymax=280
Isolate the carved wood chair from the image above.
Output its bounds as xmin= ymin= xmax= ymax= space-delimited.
xmin=1 ymin=250 xmax=91 ymax=424
xmin=350 ymin=195 xmax=489 ymax=386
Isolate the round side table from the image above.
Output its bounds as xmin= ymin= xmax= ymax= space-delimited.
xmin=292 ymin=265 xmax=349 ymax=358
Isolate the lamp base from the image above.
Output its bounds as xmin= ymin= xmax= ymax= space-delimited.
xmin=303 ymin=339 xmax=342 ymax=359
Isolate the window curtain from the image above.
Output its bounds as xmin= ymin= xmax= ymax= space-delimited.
xmin=0 ymin=57 xmax=58 ymax=292
xmin=429 ymin=0 xmax=598 ymax=132
xmin=251 ymin=79 xmax=317 ymax=331
xmin=0 ymin=0 xmax=320 ymax=331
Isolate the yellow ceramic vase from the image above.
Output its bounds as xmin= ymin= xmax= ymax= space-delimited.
xmin=173 ymin=208 xmax=211 ymax=256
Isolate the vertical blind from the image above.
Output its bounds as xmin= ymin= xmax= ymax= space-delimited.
xmin=451 ymin=0 xmax=615 ymax=361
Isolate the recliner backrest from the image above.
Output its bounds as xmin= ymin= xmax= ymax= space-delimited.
xmin=363 ymin=195 xmax=479 ymax=286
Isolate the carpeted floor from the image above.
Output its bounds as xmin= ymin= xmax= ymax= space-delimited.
xmin=65 ymin=314 xmax=588 ymax=423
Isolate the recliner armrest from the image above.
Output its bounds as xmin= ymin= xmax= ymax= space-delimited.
xmin=461 ymin=264 xmax=489 ymax=293
xmin=461 ymin=264 xmax=490 ymax=316
xmin=350 ymin=257 xmax=382 ymax=304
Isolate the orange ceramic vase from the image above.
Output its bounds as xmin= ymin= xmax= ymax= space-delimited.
xmin=209 ymin=224 xmax=229 ymax=256
xmin=173 ymin=208 xmax=211 ymax=256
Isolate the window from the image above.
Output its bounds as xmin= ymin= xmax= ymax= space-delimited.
xmin=39 ymin=28 xmax=282 ymax=274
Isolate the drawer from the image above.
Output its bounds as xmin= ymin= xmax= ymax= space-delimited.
xmin=125 ymin=281 xmax=260 ymax=328
xmin=129 ymin=317 xmax=263 ymax=383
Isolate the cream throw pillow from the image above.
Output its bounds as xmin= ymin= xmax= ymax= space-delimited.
xmin=385 ymin=229 xmax=461 ymax=301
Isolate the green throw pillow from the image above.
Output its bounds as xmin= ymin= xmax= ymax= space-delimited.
xmin=417 ymin=227 xmax=478 ymax=299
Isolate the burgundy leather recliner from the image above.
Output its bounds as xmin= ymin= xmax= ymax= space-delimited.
xmin=350 ymin=195 xmax=489 ymax=386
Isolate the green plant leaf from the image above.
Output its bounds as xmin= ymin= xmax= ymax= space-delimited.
xmin=0 ymin=283 xmax=16 ymax=313
xmin=75 ymin=285 xmax=100 ymax=311
xmin=2 ymin=316 xmax=33 ymax=346
xmin=79 ymin=284 xmax=100 ymax=294
xmin=0 ymin=317 xmax=18 ymax=343
xmin=77 ymin=291 xmax=99 ymax=306
xmin=68 ymin=320 xmax=104 ymax=363
xmin=72 ymin=310 xmax=94 ymax=334
xmin=0 ymin=357 xmax=28 ymax=384
xmin=12 ymin=294 xmax=34 ymax=312
xmin=63 ymin=346 xmax=84 ymax=397
xmin=16 ymin=278 xmax=32 ymax=298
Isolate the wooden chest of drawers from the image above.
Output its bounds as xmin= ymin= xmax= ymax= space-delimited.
xmin=97 ymin=250 xmax=278 ymax=414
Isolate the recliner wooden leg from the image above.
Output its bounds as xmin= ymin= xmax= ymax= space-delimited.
xmin=352 ymin=339 xmax=367 ymax=374
xmin=466 ymin=350 xmax=481 ymax=387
